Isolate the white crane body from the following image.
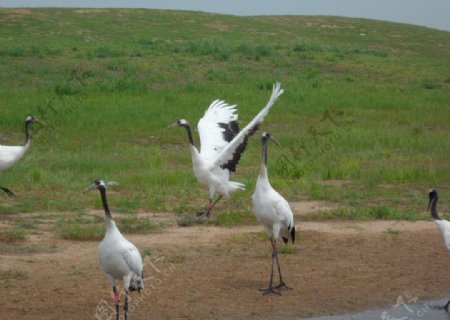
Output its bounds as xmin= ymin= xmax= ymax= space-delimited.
xmin=170 ymin=83 xmax=284 ymax=217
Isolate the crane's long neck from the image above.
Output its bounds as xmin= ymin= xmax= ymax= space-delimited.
xmin=183 ymin=123 xmax=201 ymax=161
xmin=258 ymin=141 xmax=269 ymax=182
xmin=183 ymin=124 xmax=195 ymax=146
xmin=430 ymin=195 xmax=441 ymax=220
xmin=23 ymin=121 xmax=31 ymax=147
xmin=99 ymin=187 xmax=113 ymax=220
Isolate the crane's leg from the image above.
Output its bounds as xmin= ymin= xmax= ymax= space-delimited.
xmin=0 ymin=187 xmax=15 ymax=197
xmin=113 ymin=286 xmax=120 ymax=320
xmin=273 ymin=247 xmax=292 ymax=290
xmin=196 ymin=195 xmax=223 ymax=218
xmin=124 ymin=289 xmax=129 ymax=320
xmin=259 ymin=240 xmax=281 ymax=295
xmin=445 ymin=299 xmax=450 ymax=312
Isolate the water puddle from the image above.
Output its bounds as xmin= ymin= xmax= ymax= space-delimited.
xmin=298 ymin=298 xmax=449 ymax=320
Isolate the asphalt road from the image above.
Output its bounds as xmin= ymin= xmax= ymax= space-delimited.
xmin=298 ymin=297 xmax=449 ymax=320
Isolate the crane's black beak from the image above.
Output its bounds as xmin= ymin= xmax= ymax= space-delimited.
xmin=270 ymin=135 xmax=281 ymax=147
xmin=34 ymin=118 xmax=47 ymax=126
xmin=167 ymin=122 xmax=179 ymax=128
xmin=83 ymin=183 xmax=97 ymax=193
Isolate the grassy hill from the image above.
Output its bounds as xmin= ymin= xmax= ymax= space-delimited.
xmin=0 ymin=8 xmax=449 ymax=221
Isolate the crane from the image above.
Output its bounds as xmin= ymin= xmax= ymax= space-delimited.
xmin=84 ymin=179 xmax=144 ymax=320
xmin=428 ymin=188 xmax=450 ymax=312
xmin=169 ymin=82 xmax=284 ymax=218
xmin=252 ymin=132 xmax=295 ymax=295
xmin=0 ymin=115 xmax=42 ymax=196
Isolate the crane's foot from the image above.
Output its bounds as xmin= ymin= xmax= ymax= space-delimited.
xmin=444 ymin=299 xmax=450 ymax=312
xmin=196 ymin=209 xmax=210 ymax=219
xmin=0 ymin=187 xmax=16 ymax=197
xmin=274 ymin=281 xmax=292 ymax=291
xmin=129 ymin=283 xmax=143 ymax=293
xmin=114 ymin=302 xmax=120 ymax=320
xmin=258 ymin=286 xmax=281 ymax=296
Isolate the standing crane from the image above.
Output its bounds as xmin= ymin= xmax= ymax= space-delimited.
xmin=169 ymin=82 xmax=283 ymax=218
xmin=84 ymin=180 xmax=144 ymax=320
xmin=252 ymin=132 xmax=295 ymax=295
xmin=0 ymin=115 xmax=42 ymax=196
xmin=428 ymin=188 xmax=450 ymax=312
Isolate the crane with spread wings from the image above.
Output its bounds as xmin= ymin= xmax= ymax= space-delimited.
xmin=169 ymin=82 xmax=284 ymax=218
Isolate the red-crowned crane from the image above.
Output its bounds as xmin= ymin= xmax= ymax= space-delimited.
xmin=252 ymin=132 xmax=295 ymax=295
xmin=0 ymin=116 xmax=42 ymax=196
xmin=428 ymin=188 xmax=450 ymax=312
xmin=169 ymin=82 xmax=284 ymax=218
xmin=84 ymin=180 xmax=144 ymax=320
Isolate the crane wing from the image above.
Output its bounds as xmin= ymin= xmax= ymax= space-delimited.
xmin=0 ymin=145 xmax=28 ymax=171
xmin=197 ymin=99 xmax=239 ymax=160
xmin=274 ymin=196 xmax=294 ymax=229
xmin=435 ymin=220 xmax=450 ymax=251
xmin=213 ymin=82 xmax=283 ymax=172
xmin=121 ymin=241 xmax=143 ymax=276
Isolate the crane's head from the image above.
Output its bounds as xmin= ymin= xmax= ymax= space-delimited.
xmin=262 ymin=132 xmax=281 ymax=146
xmin=25 ymin=115 xmax=45 ymax=126
xmin=168 ymin=119 xmax=190 ymax=129
xmin=428 ymin=188 xmax=438 ymax=209
xmin=83 ymin=179 xmax=106 ymax=193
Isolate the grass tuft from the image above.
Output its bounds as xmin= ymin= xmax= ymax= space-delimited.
xmin=0 ymin=269 xmax=28 ymax=280
xmin=55 ymin=221 xmax=104 ymax=241
xmin=278 ymin=244 xmax=295 ymax=254
xmin=318 ymin=205 xmax=424 ymax=221
xmin=118 ymin=214 xmax=165 ymax=234
xmin=0 ymin=226 xmax=28 ymax=242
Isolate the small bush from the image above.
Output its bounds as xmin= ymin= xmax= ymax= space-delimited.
xmin=93 ymin=46 xmax=123 ymax=58
xmin=0 ymin=269 xmax=28 ymax=280
xmin=214 ymin=47 xmax=230 ymax=61
xmin=54 ymin=83 xmax=80 ymax=96
xmin=55 ymin=216 xmax=104 ymax=241
xmin=0 ymin=47 xmax=26 ymax=57
xmin=57 ymin=223 xmax=104 ymax=241
xmin=421 ymin=79 xmax=441 ymax=90
xmin=319 ymin=205 xmax=424 ymax=221
xmin=0 ymin=227 xmax=28 ymax=242
xmin=278 ymin=244 xmax=295 ymax=254
xmin=216 ymin=211 xmax=243 ymax=226
xmin=119 ymin=214 xmax=164 ymax=234
xmin=237 ymin=43 xmax=272 ymax=60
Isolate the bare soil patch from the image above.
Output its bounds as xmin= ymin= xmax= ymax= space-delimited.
xmin=1 ymin=216 xmax=449 ymax=320
xmin=291 ymin=200 xmax=339 ymax=218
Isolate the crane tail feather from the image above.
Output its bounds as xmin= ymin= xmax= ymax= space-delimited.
xmin=290 ymin=226 xmax=296 ymax=244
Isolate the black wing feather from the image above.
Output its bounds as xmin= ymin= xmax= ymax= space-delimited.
xmin=220 ymin=124 xmax=259 ymax=172
xmin=218 ymin=121 xmax=240 ymax=143
xmin=290 ymin=225 xmax=296 ymax=244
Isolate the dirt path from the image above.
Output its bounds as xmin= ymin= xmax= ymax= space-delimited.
xmin=1 ymin=219 xmax=449 ymax=320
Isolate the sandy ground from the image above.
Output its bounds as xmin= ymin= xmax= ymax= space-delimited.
xmin=1 ymin=210 xmax=450 ymax=320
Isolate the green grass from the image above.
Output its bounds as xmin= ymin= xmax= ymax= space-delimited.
xmin=119 ymin=213 xmax=165 ymax=233
xmin=229 ymin=232 xmax=271 ymax=244
xmin=217 ymin=210 xmax=258 ymax=226
xmin=0 ymin=226 xmax=28 ymax=242
xmin=210 ymin=245 xmax=232 ymax=255
xmin=317 ymin=205 xmax=425 ymax=221
xmin=278 ymin=244 xmax=295 ymax=255
xmin=54 ymin=217 xmax=105 ymax=241
xmin=384 ymin=228 xmax=400 ymax=236
xmin=0 ymin=8 xmax=449 ymax=221
xmin=0 ymin=268 xmax=28 ymax=280
xmin=54 ymin=211 xmax=164 ymax=240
